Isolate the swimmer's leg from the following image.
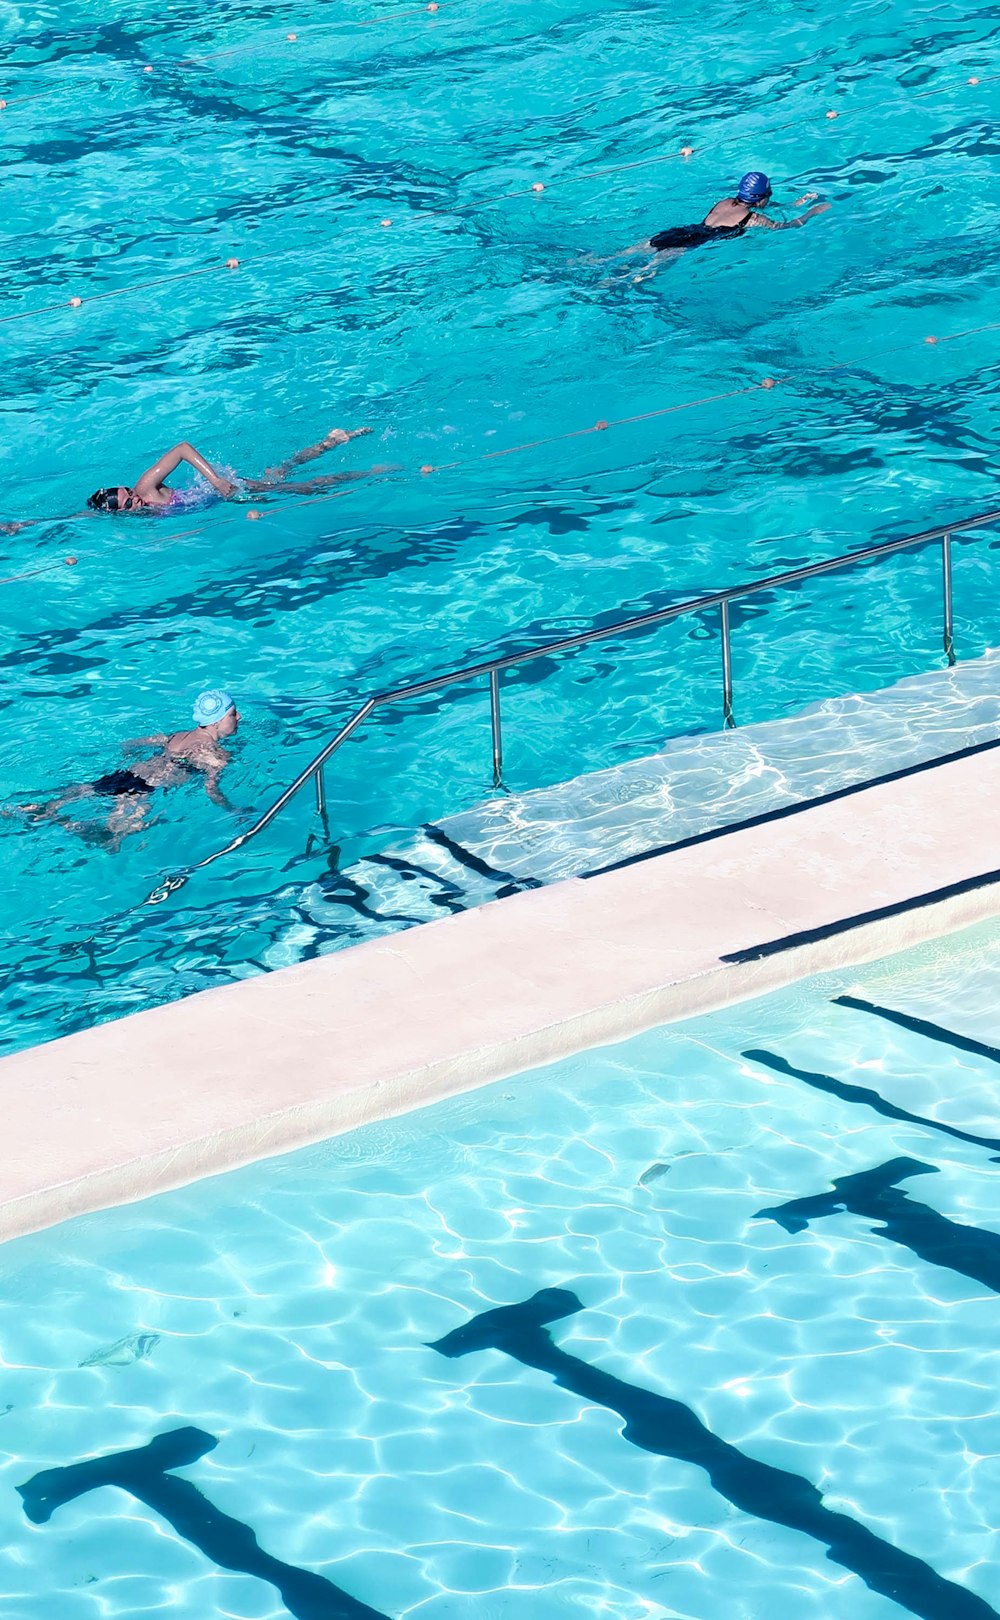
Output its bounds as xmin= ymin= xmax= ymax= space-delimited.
xmin=12 ymin=785 xmax=96 ymax=820
xmin=246 ymin=426 xmax=374 ymax=489
xmin=576 ymin=240 xmax=650 ymax=267
xmin=51 ymin=797 xmax=149 ymax=852
xmin=255 ymin=465 xmax=398 ymax=496
xmin=9 ymin=786 xmax=146 ymax=850
xmin=102 ymin=798 xmax=149 ymax=853
xmin=607 ymin=246 xmax=685 ymax=286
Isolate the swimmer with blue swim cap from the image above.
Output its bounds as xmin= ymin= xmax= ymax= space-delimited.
xmin=192 ymin=689 xmax=238 ymax=727
xmin=646 ymin=170 xmax=830 ymax=256
xmin=11 ymin=689 xmax=242 ymax=851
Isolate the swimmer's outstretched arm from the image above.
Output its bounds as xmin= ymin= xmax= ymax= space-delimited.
xmin=748 ymin=202 xmax=830 ymax=230
xmin=122 ymin=732 xmax=168 ymax=752
xmin=2 ymin=508 xmax=98 ymax=534
xmin=132 ymin=442 xmax=236 ymax=501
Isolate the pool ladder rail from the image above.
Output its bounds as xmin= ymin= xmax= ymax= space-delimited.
xmin=149 ymin=505 xmax=999 ymax=901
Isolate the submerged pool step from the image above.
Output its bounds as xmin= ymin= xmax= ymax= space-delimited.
xmin=434 ymin=647 xmax=1000 ymax=887
xmin=269 ymin=646 xmax=1000 ymax=959
xmin=257 ymin=829 xmax=526 ymax=971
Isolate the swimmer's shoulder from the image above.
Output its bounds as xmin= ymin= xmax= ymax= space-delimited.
xmin=702 ymin=197 xmax=742 ymax=227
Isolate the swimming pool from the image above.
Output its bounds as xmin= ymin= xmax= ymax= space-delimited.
xmin=1 ymin=0 xmax=998 ymax=1050
xmin=4 ymin=915 xmax=1000 ymax=1617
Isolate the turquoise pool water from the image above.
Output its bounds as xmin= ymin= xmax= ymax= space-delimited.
xmin=5 ymin=918 xmax=1000 ymax=1617
xmin=1 ymin=0 xmax=999 ymax=1050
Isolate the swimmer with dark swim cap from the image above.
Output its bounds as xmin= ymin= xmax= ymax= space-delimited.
xmin=588 ymin=172 xmax=830 ymax=281
xmin=8 ymin=689 xmax=242 ymax=851
xmin=647 ymin=172 xmax=830 ymax=254
xmin=1 ymin=427 xmax=383 ymax=534
xmin=86 ymin=428 xmax=376 ymax=516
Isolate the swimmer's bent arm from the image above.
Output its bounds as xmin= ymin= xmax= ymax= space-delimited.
xmin=202 ymin=765 xmax=236 ymax=812
xmin=191 ymin=740 xmax=236 ymax=811
xmin=132 ymin=442 xmax=236 ymax=501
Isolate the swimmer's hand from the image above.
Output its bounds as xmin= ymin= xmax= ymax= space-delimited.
xmin=214 ymin=477 xmax=238 ymax=498
xmin=794 ymin=192 xmax=818 ymax=206
xmin=789 ymin=202 xmax=831 ymax=228
xmin=0 ymin=521 xmax=25 ymax=534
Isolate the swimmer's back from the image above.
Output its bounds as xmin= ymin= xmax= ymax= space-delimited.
xmin=648 ymin=198 xmax=755 ymax=253
xmin=164 ymin=725 xmax=221 ymax=763
xmin=702 ymin=197 xmax=753 ymax=229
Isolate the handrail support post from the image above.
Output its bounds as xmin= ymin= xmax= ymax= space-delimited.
xmin=942 ymin=532 xmax=955 ymax=666
xmin=490 ymin=669 xmax=504 ymax=788
xmin=720 ymin=599 xmax=735 ymax=728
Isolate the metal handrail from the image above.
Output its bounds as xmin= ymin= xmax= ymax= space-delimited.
xmin=146 ymin=504 xmax=1000 ymax=902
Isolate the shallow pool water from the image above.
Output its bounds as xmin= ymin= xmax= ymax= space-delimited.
xmin=5 ymin=917 xmax=1000 ymax=1618
xmin=1 ymin=0 xmax=999 ymax=1047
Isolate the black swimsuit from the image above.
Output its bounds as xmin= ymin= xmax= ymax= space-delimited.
xmin=649 ymin=210 xmax=752 ymax=253
xmin=91 ymin=769 xmax=154 ymax=798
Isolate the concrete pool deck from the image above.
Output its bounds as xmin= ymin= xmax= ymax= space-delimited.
xmin=3 ymin=745 xmax=1000 ymax=1244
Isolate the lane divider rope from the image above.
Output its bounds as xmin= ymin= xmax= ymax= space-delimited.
xmin=1 ymin=68 xmax=995 ymax=324
xmin=0 ymin=1 xmax=453 ymax=102
xmin=9 ymin=314 xmax=997 ymax=576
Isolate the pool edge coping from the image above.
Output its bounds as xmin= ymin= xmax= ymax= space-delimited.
xmin=3 ymin=744 xmax=999 ymax=1245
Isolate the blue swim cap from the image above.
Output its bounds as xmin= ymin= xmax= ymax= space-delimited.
xmin=737 ymin=171 xmax=772 ymax=204
xmin=193 ymin=689 xmax=236 ymax=726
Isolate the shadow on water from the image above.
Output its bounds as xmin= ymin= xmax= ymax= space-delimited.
xmin=18 ymin=1426 xmax=388 ymax=1620
xmin=431 ymin=1287 xmax=999 ymax=1620
xmin=743 ymin=1048 xmax=1000 ymax=1156
xmin=757 ymin=1156 xmax=1000 ymax=1295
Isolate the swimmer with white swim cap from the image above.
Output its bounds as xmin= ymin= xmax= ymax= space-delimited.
xmin=9 ymin=689 xmax=242 ymax=851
